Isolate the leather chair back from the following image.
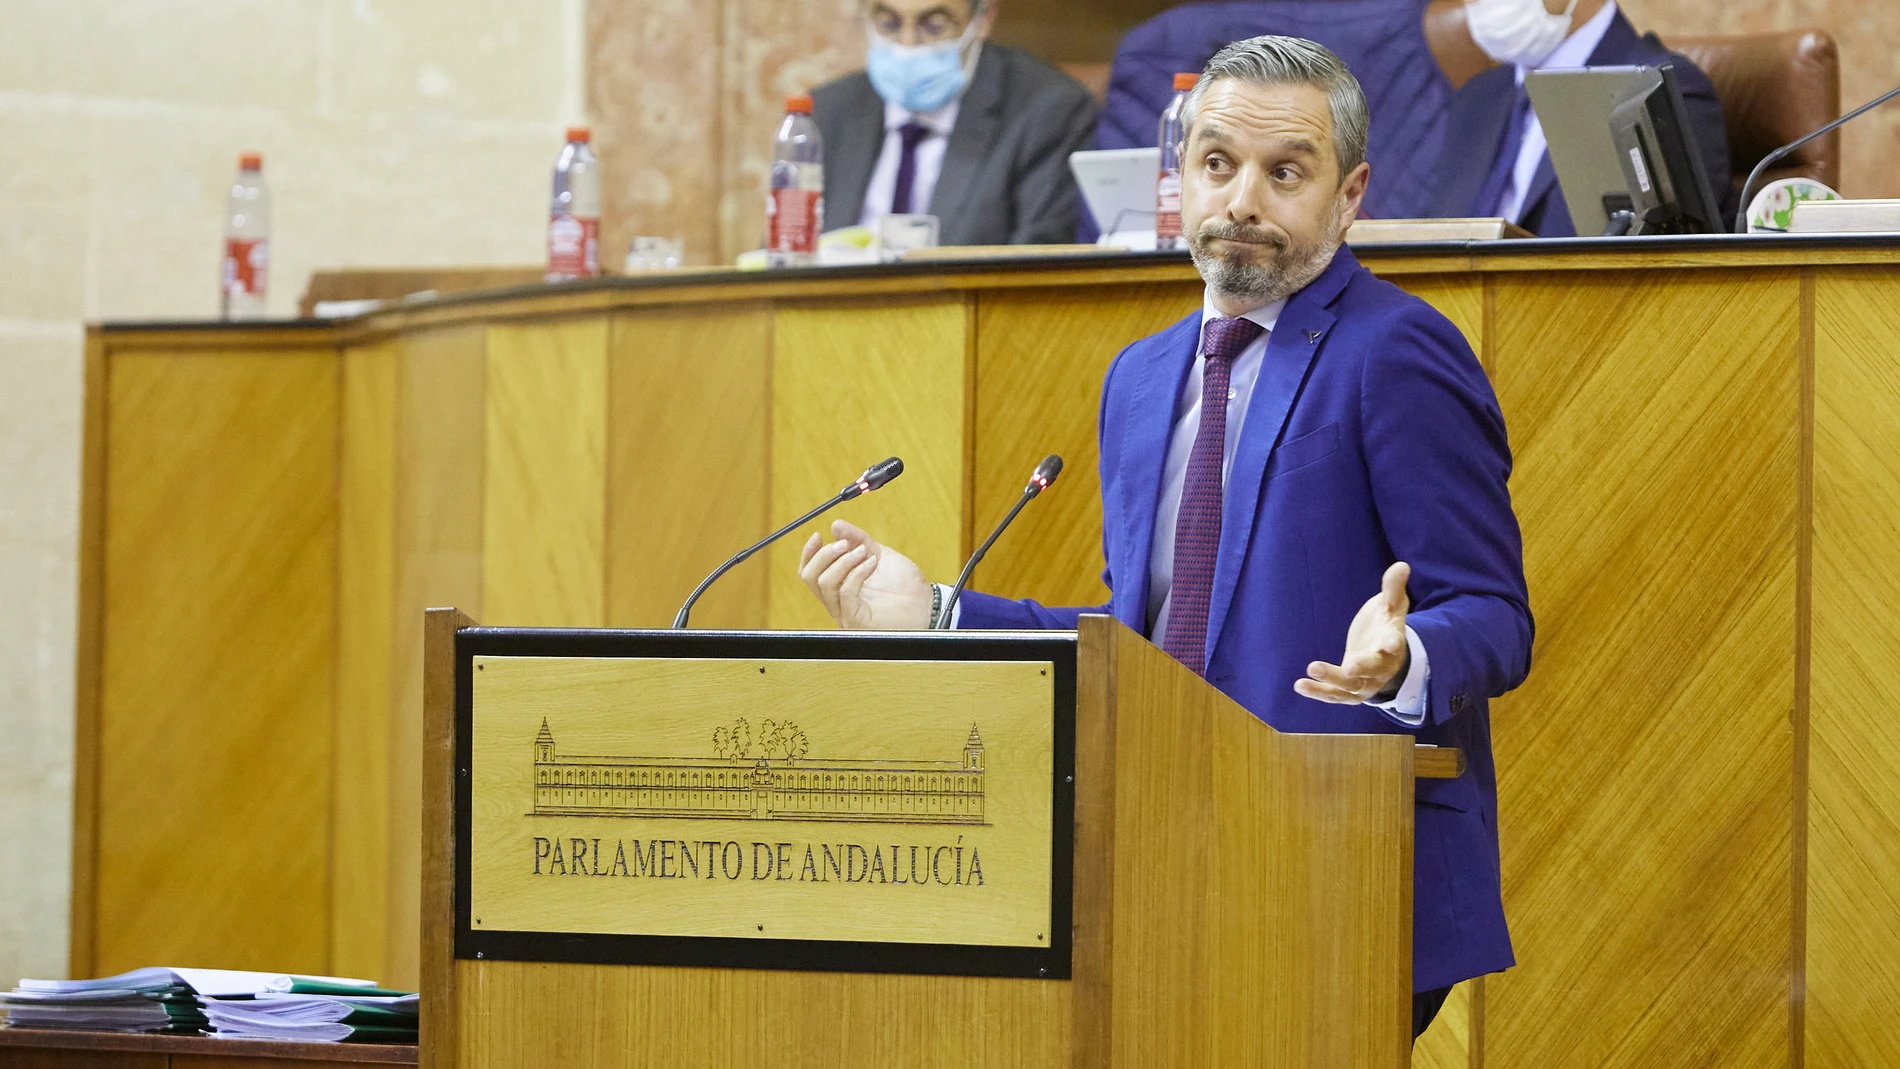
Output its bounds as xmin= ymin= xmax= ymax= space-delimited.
xmin=1671 ymin=30 xmax=1841 ymax=199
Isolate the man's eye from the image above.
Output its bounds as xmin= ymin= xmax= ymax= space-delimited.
xmin=1272 ymin=167 xmax=1297 ymax=181
xmin=1205 ymin=156 xmax=1231 ymax=173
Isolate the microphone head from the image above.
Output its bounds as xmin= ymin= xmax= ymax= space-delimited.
xmin=1027 ymin=454 xmax=1064 ymax=494
xmin=846 ymin=456 xmax=904 ymax=498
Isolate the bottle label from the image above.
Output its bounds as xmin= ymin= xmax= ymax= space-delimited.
xmin=767 ymin=161 xmax=824 ymax=255
xmin=1155 ymin=171 xmax=1183 ymax=241
xmin=548 ymin=213 xmax=600 ymax=279
xmin=222 ymin=237 xmax=270 ymax=298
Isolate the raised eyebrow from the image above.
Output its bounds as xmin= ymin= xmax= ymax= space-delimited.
xmin=1188 ymin=122 xmax=1233 ymax=149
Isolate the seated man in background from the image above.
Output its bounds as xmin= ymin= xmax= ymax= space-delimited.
xmin=813 ymin=0 xmax=1098 ymax=245
xmin=1424 ymin=0 xmax=1734 ymax=234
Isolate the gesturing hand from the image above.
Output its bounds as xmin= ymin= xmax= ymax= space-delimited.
xmin=1295 ymin=561 xmax=1412 ymax=705
xmin=797 ymin=519 xmax=933 ymax=630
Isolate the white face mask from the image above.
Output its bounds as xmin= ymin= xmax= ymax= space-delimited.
xmin=1464 ymin=0 xmax=1581 ymax=67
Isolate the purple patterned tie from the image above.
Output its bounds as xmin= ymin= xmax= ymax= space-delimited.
xmin=1161 ymin=315 xmax=1267 ymax=674
xmin=889 ymin=121 xmax=932 ymax=215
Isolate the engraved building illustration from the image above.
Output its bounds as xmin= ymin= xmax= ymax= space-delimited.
xmin=532 ymin=719 xmax=987 ymax=825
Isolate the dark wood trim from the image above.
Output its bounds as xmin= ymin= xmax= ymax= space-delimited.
xmin=68 ymin=329 xmax=110 ymax=978
xmin=0 ymin=1028 xmax=416 ymax=1063
xmin=1791 ymin=268 xmax=1816 ymax=1067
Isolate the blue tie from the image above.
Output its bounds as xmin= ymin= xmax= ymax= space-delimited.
xmin=1473 ymin=84 xmax=1534 ymax=219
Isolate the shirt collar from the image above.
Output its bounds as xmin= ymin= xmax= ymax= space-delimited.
xmin=1516 ymin=0 xmax=1619 ymax=82
xmin=883 ymin=97 xmax=960 ymax=136
xmin=1198 ymin=289 xmax=1286 ymax=346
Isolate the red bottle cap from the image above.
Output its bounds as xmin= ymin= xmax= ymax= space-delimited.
xmin=565 ymin=126 xmax=591 ymax=143
xmin=238 ymin=152 xmax=263 ymax=170
xmin=785 ymin=94 xmax=814 ymax=115
xmin=1173 ymin=73 xmax=1199 ymax=91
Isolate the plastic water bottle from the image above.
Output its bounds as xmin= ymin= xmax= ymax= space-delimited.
xmin=766 ymin=95 xmax=824 ymax=268
xmin=1156 ymin=73 xmax=1198 ymax=250
xmin=547 ymin=127 xmax=601 ymax=282
xmin=220 ymin=153 xmax=270 ymax=320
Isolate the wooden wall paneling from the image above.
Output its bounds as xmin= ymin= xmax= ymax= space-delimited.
xmin=605 ymin=305 xmax=772 ymax=629
xmin=96 ymin=346 xmax=341 ymax=975
xmin=448 ymin=959 xmax=1068 ymax=1069
xmin=1484 ymin=269 xmax=1801 ymax=1067
xmin=387 ymin=325 xmax=489 ymax=990
xmin=767 ymin=298 xmax=972 ymax=629
xmin=1395 ymin=273 xmax=1486 ymax=362
xmin=69 ymin=331 xmax=110 ymax=978
xmin=971 ymin=283 xmax=1201 ymax=610
xmin=334 ymin=342 xmax=399 ymax=983
xmin=1807 ymin=267 xmax=1900 ymax=1067
xmin=481 ymin=319 xmax=609 ymax=628
xmin=1413 ymin=980 xmax=1476 ymax=1069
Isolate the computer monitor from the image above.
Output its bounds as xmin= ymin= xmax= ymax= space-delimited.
xmin=1526 ymin=67 xmax=1647 ymax=237
xmin=1608 ymin=64 xmax=1725 ymax=235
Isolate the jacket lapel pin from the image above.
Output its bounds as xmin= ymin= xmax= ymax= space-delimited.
xmin=1306 ymin=329 xmax=1324 ymax=344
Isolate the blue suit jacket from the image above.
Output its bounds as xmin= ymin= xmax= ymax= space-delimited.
xmin=1084 ymin=0 xmax=1449 ymax=238
xmin=958 ymin=246 xmax=1531 ymax=992
xmin=1424 ymin=8 xmax=1735 ymax=235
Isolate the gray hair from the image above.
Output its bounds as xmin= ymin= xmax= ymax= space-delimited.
xmin=1180 ymin=35 xmax=1370 ymax=178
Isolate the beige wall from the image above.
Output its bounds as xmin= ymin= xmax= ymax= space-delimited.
xmin=0 ymin=0 xmax=583 ymax=989
xmin=589 ymin=0 xmax=864 ymax=268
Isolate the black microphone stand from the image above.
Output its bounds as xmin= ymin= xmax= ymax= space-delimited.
xmin=673 ymin=457 xmax=903 ymax=628
xmin=938 ymin=456 xmax=1062 ymax=629
xmin=1734 ymin=82 xmax=1900 ymax=234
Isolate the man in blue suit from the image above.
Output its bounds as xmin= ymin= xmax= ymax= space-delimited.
xmin=1423 ymin=0 xmax=1733 ymax=234
xmin=799 ymin=35 xmax=1532 ymax=1040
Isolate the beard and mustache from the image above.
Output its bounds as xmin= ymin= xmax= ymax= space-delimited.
xmin=1187 ymin=197 xmax=1345 ymax=306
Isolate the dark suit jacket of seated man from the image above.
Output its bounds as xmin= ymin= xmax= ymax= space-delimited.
xmin=800 ymin=35 xmax=1532 ymax=1035
xmin=1424 ymin=0 xmax=1734 ymax=235
xmin=811 ymin=3 xmax=1097 ymax=247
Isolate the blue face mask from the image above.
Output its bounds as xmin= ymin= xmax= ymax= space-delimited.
xmin=865 ymin=22 xmax=980 ymax=114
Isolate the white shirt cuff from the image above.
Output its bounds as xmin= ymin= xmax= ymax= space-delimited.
xmin=1368 ymin=625 xmax=1429 ymax=726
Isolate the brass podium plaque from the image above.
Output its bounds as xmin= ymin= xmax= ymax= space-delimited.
xmin=455 ymin=629 xmax=1076 ymax=978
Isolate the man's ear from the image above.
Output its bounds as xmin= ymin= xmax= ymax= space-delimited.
xmin=1337 ymin=160 xmax=1371 ymax=230
xmin=975 ymin=0 xmax=999 ymax=38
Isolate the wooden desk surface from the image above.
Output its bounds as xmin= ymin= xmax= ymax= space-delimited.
xmin=94 ymin=233 xmax=1900 ymax=345
xmin=0 ymin=1027 xmax=416 ymax=1064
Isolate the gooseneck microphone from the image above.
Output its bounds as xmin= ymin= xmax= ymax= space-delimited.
xmin=937 ymin=455 xmax=1063 ymax=629
xmin=673 ymin=457 xmax=903 ymax=628
xmin=1733 ymin=81 xmax=1900 ymax=233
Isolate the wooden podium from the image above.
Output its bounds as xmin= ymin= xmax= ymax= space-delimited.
xmin=419 ymin=608 xmax=1462 ymax=1068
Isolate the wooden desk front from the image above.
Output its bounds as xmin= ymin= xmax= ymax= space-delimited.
xmin=75 ymin=238 xmax=1900 ymax=1067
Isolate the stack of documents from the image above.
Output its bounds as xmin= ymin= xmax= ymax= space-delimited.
xmin=3 ymin=968 xmax=415 ymax=1043
xmin=201 ymin=985 xmax=418 ymax=1044
xmin=2 ymin=968 xmax=211 ymax=1033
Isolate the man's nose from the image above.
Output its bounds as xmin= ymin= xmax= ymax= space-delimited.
xmin=1224 ymin=164 xmax=1268 ymax=225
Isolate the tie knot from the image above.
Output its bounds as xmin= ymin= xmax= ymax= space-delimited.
xmin=898 ymin=121 xmax=932 ymax=148
xmin=1201 ymin=316 xmax=1266 ymax=361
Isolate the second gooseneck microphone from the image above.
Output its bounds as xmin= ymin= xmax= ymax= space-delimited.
xmin=938 ymin=455 xmax=1063 ymax=629
xmin=674 ymin=457 xmax=903 ymax=628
